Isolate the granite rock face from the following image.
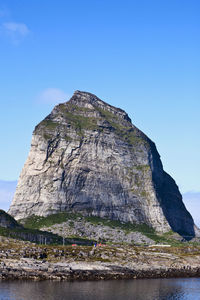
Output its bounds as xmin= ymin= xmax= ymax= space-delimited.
xmin=9 ymin=91 xmax=197 ymax=238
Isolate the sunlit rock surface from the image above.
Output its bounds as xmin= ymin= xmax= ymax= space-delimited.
xmin=9 ymin=91 xmax=197 ymax=238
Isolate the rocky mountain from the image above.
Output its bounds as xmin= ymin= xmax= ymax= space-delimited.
xmin=0 ymin=209 xmax=21 ymax=229
xmin=8 ymin=91 xmax=198 ymax=239
xmin=0 ymin=210 xmax=63 ymax=245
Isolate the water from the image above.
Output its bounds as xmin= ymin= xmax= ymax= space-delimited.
xmin=0 ymin=278 xmax=200 ymax=300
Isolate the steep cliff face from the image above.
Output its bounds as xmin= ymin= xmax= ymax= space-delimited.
xmin=9 ymin=91 xmax=197 ymax=238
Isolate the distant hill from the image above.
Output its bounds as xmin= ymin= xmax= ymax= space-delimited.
xmin=0 ymin=209 xmax=21 ymax=229
xmin=183 ymin=192 xmax=200 ymax=227
xmin=0 ymin=180 xmax=17 ymax=211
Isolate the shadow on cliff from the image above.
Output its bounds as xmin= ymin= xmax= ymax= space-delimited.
xmin=157 ymin=172 xmax=196 ymax=241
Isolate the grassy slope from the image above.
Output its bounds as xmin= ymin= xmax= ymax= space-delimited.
xmin=20 ymin=212 xmax=185 ymax=246
xmin=0 ymin=214 xmax=94 ymax=246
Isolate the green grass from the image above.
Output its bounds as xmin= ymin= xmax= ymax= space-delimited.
xmin=60 ymin=103 xmax=149 ymax=147
xmin=0 ymin=225 xmax=62 ymax=244
xmin=20 ymin=212 xmax=82 ymax=230
xmin=135 ymin=165 xmax=150 ymax=171
xmin=82 ymin=215 xmax=181 ymax=245
xmin=36 ymin=103 xmax=150 ymax=150
xmin=96 ymin=107 xmax=149 ymax=147
xmin=21 ymin=212 xmax=195 ymax=247
xmin=0 ymin=222 xmax=95 ymax=246
xmin=59 ymin=103 xmax=94 ymax=113
xmin=84 ymin=216 xmax=189 ymax=246
xmin=43 ymin=133 xmax=52 ymax=140
xmin=85 ymin=215 xmax=152 ymax=233
xmin=65 ymin=112 xmax=98 ymax=132
xmin=40 ymin=119 xmax=58 ymax=130
xmin=20 ymin=212 xmax=187 ymax=246
xmin=58 ymin=105 xmax=99 ymax=135
xmin=22 ymin=212 xmax=155 ymax=237
xmin=35 ymin=119 xmax=59 ymax=140
xmin=141 ymin=191 xmax=149 ymax=197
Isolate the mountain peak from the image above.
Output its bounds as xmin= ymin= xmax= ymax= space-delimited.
xmin=9 ymin=91 xmax=198 ymax=240
xmin=67 ymin=90 xmax=132 ymax=123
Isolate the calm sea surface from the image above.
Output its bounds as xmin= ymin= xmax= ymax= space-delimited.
xmin=0 ymin=278 xmax=200 ymax=300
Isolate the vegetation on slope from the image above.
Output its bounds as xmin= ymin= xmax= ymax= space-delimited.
xmin=35 ymin=102 xmax=150 ymax=149
xmin=20 ymin=212 xmax=81 ymax=229
xmin=20 ymin=212 xmax=184 ymax=246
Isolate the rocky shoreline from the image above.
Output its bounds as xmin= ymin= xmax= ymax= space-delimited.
xmin=1 ymin=259 xmax=200 ymax=281
xmin=1 ymin=237 xmax=200 ymax=282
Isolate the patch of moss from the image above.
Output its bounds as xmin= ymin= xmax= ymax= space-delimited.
xmin=63 ymin=111 xmax=99 ymax=135
xmin=84 ymin=216 xmax=186 ymax=246
xmin=135 ymin=165 xmax=150 ymax=171
xmin=21 ymin=213 xmax=161 ymax=243
xmin=36 ymin=119 xmax=59 ymax=140
xmin=43 ymin=133 xmax=52 ymax=140
xmin=96 ymin=107 xmax=118 ymax=120
xmin=20 ymin=212 xmax=82 ymax=230
xmin=141 ymin=191 xmax=148 ymax=197
xmin=20 ymin=212 xmax=189 ymax=247
xmin=69 ymin=221 xmax=74 ymax=227
xmin=37 ymin=103 xmax=149 ymax=150
xmin=59 ymin=103 xmax=94 ymax=114
xmin=40 ymin=119 xmax=58 ymax=130
xmin=0 ymin=225 xmax=62 ymax=245
xmin=85 ymin=215 xmax=152 ymax=233
xmin=96 ymin=107 xmax=149 ymax=147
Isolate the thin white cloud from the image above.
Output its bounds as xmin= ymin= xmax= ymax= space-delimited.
xmin=37 ymin=88 xmax=69 ymax=105
xmin=1 ymin=21 xmax=30 ymax=44
xmin=3 ymin=22 xmax=29 ymax=36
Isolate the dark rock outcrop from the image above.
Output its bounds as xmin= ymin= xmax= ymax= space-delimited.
xmin=0 ymin=210 xmax=77 ymax=245
xmin=0 ymin=209 xmax=21 ymax=229
xmin=8 ymin=91 xmax=198 ymax=239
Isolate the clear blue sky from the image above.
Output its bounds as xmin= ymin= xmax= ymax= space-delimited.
xmin=0 ymin=0 xmax=199 ymax=193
